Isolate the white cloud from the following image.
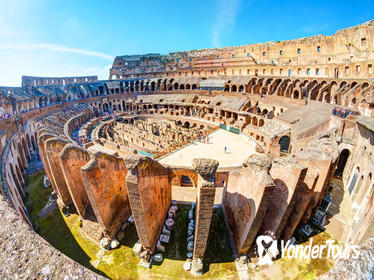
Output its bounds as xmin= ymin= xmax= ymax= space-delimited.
xmin=0 ymin=43 xmax=114 ymax=60
xmin=211 ymin=0 xmax=242 ymax=47
xmin=83 ymin=64 xmax=112 ymax=80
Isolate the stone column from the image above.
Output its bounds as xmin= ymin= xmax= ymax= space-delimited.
xmin=124 ymin=154 xmax=171 ymax=259
xmin=191 ymin=158 xmax=219 ymax=276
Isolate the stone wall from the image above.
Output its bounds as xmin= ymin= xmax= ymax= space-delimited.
xmin=81 ymin=152 xmax=131 ymax=239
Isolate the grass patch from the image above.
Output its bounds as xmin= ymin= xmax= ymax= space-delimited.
xmin=24 ymin=171 xmax=103 ymax=275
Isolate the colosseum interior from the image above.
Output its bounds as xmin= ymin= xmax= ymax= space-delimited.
xmin=1 ymin=20 xmax=374 ymax=279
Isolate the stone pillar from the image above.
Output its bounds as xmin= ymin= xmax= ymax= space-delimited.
xmin=38 ymin=133 xmax=59 ymax=197
xmin=282 ymin=171 xmax=319 ymax=241
xmin=59 ymin=144 xmax=91 ymax=218
xmin=124 ymin=154 xmax=171 ymax=257
xmin=222 ymin=154 xmax=275 ymax=255
xmin=191 ymin=158 xmax=219 ymax=276
xmin=81 ymin=151 xmax=131 ymax=239
xmin=259 ymin=157 xmax=307 ymax=240
xmin=44 ymin=136 xmax=73 ymax=207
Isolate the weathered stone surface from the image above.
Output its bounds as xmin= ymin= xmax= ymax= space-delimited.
xmin=100 ymin=237 xmax=111 ymax=250
xmin=183 ymin=260 xmax=192 ymax=271
xmin=191 ymin=259 xmax=204 ymax=276
xmin=319 ymin=238 xmax=374 ymax=280
xmin=0 ymin=195 xmax=105 ymax=279
xmin=192 ymin=158 xmax=219 ymax=182
xmin=110 ymin=239 xmax=120 ymax=249
xmin=243 ymin=154 xmax=272 ymax=172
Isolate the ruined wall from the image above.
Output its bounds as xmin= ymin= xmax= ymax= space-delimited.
xmin=192 ymin=159 xmax=219 ymax=260
xmin=125 ymin=156 xmax=171 ymax=253
xmin=259 ymin=157 xmax=307 ymax=239
xmin=81 ymin=152 xmax=131 ymax=239
xmin=112 ymin=20 xmax=374 ymax=80
xmin=223 ymin=154 xmax=274 ymax=254
xmin=59 ymin=144 xmax=92 ymax=218
xmin=44 ymin=137 xmax=73 ymax=206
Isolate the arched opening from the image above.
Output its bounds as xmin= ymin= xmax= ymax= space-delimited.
xmin=22 ymin=138 xmax=30 ymax=162
xmin=17 ymin=143 xmax=26 ymax=167
xmin=181 ymin=175 xmax=194 ymax=187
xmin=259 ymin=119 xmax=265 ymax=127
xmin=184 ymin=122 xmax=190 ymax=129
xmin=279 ymin=136 xmax=290 ymax=153
xmin=293 ymin=90 xmax=299 ymax=99
xmin=348 ymin=167 xmax=360 ymax=194
xmin=10 ymin=163 xmax=23 ymax=197
xmin=334 ymin=149 xmax=350 ymax=178
xmin=352 ymin=175 xmax=364 ymax=201
xmin=252 ymin=117 xmax=258 ymax=126
xmin=31 ymin=135 xmax=36 ymax=150
xmin=15 ymin=164 xmax=23 ymax=187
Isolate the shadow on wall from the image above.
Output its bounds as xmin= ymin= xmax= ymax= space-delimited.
xmin=223 ymin=191 xmax=256 ymax=253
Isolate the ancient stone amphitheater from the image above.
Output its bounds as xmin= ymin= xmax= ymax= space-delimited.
xmin=1 ymin=20 xmax=374 ymax=279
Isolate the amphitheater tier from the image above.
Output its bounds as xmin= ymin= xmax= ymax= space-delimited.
xmin=0 ymin=20 xmax=374 ymax=279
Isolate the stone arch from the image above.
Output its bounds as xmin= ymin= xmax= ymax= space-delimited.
xmin=15 ymin=163 xmax=23 ymax=187
xmin=17 ymin=143 xmax=26 ymax=167
xmin=22 ymin=137 xmax=30 ymax=162
xmin=169 ymin=170 xmax=198 ymax=187
xmin=356 ymin=173 xmax=373 ymax=205
xmin=334 ymin=149 xmax=350 ymax=178
xmin=352 ymin=175 xmax=364 ymax=201
xmin=279 ymin=136 xmax=290 ymax=152
xmin=26 ymin=133 xmax=32 ymax=153
xmin=348 ymin=166 xmax=360 ymax=194
xmin=31 ymin=134 xmax=36 ymax=150
xmin=9 ymin=162 xmax=23 ymax=197
xmin=252 ymin=117 xmax=258 ymax=126
xmin=259 ymin=119 xmax=265 ymax=127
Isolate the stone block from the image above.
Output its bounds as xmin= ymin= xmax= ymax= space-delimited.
xmin=159 ymin=234 xmax=170 ymax=244
xmin=133 ymin=240 xmax=143 ymax=257
xmin=191 ymin=259 xmax=204 ymax=276
xmin=162 ymin=225 xmax=171 ymax=235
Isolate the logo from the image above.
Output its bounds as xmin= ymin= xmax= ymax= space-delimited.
xmin=255 ymin=235 xmax=360 ymax=266
xmin=256 ymin=234 xmax=278 ymax=266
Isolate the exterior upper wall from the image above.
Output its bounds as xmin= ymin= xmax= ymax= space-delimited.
xmin=22 ymin=75 xmax=98 ymax=87
xmin=111 ymin=20 xmax=374 ymax=80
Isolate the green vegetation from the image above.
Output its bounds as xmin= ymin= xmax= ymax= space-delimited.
xmin=24 ymin=171 xmax=102 ymax=274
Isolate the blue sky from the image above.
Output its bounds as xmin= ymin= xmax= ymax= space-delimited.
xmin=0 ymin=0 xmax=373 ymax=86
